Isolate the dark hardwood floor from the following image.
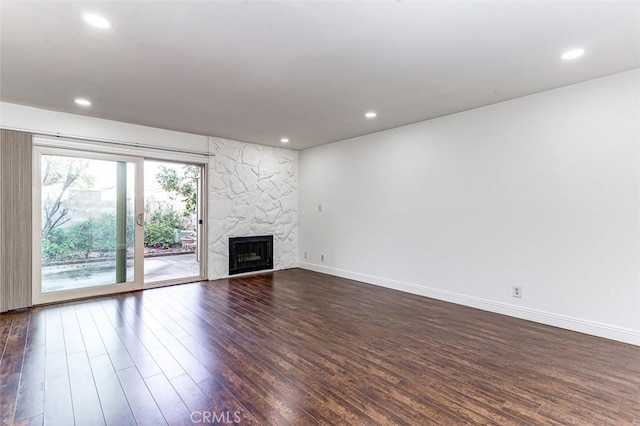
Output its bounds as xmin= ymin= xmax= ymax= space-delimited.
xmin=1 ymin=268 xmax=639 ymax=425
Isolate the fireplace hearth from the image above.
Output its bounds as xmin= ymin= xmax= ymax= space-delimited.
xmin=229 ymin=235 xmax=273 ymax=275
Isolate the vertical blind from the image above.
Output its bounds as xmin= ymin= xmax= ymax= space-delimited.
xmin=0 ymin=129 xmax=33 ymax=312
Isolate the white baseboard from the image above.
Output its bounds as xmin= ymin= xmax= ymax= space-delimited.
xmin=298 ymin=262 xmax=640 ymax=346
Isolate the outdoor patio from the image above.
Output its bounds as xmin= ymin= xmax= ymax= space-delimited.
xmin=42 ymin=253 xmax=200 ymax=292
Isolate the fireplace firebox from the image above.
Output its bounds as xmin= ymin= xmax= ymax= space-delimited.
xmin=229 ymin=235 xmax=273 ymax=275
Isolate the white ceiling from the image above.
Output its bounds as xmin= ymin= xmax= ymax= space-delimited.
xmin=1 ymin=1 xmax=639 ymax=150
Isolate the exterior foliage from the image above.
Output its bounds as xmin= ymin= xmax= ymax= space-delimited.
xmin=42 ymin=213 xmax=133 ymax=261
xmin=41 ymin=157 xmax=91 ymax=240
xmin=143 ymin=210 xmax=183 ymax=248
xmin=155 ymin=165 xmax=200 ymax=217
xmin=41 ymin=160 xmax=198 ymax=263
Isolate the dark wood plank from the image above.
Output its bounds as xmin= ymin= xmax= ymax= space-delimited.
xmin=0 ymin=312 xmax=16 ymax=361
xmin=0 ymin=373 xmax=21 ymax=425
xmin=13 ymin=309 xmax=45 ymax=423
xmin=0 ymin=311 xmax=30 ymax=425
xmin=160 ymin=296 xmax=403 ymax=424
xmin=170 ymin=373 xmax=264 ymax=425
xmin=1 ymin=268 xmax=639 ymax=425
xmin=0 ymin=312 xmax=29 ymax=381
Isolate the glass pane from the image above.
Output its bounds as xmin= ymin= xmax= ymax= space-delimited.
xmin=41 ymin=155 xmax=135 ymax=293
xmin=144 ymin=160 xmax=200 ymax=283
xmin=126 ymin=162 xmax=136 ymax=282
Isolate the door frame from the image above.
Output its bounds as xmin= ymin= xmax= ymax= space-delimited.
xmin=32 ymin=146 xmax=145 ymax=305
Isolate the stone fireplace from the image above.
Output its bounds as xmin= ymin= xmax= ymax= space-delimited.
xmin=208 ymin=138 xmax=298 ymax=279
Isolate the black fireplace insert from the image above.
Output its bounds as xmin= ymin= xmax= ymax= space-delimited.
xmin=228 ymin=235 xmax=273 ymax=275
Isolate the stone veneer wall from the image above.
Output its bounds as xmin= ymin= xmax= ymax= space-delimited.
xmin=208 ymin=138 xmax=298 ymax=279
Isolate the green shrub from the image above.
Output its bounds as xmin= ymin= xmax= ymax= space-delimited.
xmin=42 ymin=229 xmax=75 ymax=261
xmin=144 ymin=222 xmax=174 ymax=248
xmin=67 ymin=217 xmax=116 ymax=258
xmin=42 ymin=213 xmax=123 ymax=260
xmin=43 ymin=210 xmax=171 ymax=260
xmin=147 ymin=210 xmax=182 ymax=230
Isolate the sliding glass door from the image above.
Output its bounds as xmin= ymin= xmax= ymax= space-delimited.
xmin=143 ymin=160 xmax=203 ymax=285
xmin=33 ymin=148 xmax=144 ymax=304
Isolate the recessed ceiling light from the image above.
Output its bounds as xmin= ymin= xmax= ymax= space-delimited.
xmin=74 ymin=98 xmax=92 ymax=107
xmin=83 ymin=13 xmax=111 ymax=29
xmin=561 ymin=48 xmax=585 ymax=61
xmin=280 ymin=138 xmax=289 ymax=143
xmin=365 ymin=112 xmax=377 ymax=119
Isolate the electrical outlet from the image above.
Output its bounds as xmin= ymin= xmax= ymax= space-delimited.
xmin=304 ymin=252 xmax=308 ymax=259
xmin=321 ymin=254 xmax=325 ymax=262
xmin=318 ymin=204 xmax=322 ymax=212
xmin=512 ymin=286 xmax=522 ymax=298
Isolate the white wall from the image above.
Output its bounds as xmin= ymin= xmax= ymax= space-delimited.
xmin=208 ymin=138 xmax=298 ymax=279
xmin=299 ymin=69 xmax=640 ymax=345
xmin=0 ymin=102 xmax=209 ymax=153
